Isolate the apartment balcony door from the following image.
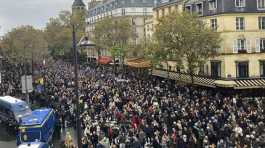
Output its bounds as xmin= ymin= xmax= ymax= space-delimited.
xmin=236 ymin=62 xmax=249 ymax=78
xmin=211 ymin=61 xmax=221 ymax=78
xmin=260 ymin=61 xmax=265 ymax=77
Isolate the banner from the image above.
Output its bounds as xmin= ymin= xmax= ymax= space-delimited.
xmin=21 ymin=75 xmax=33 ymax=93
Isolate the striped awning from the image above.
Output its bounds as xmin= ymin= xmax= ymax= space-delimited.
xmin=193 ymin=76 xmax=216 ymax=87
xmin=234 ymin=79 xmax=265 ymax=89
xmin=152 ymin=70 xmax=216 ymax=87
xmin=152 ymin=69 xmax=265 ymax=89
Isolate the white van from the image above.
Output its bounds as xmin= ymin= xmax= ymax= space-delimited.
xmin=0 ymin=96 xmax=32 ymax=126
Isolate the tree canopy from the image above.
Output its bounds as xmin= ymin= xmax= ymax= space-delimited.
xmin=92 ymin=17 xmax=134 ymax=56
xmin=1 ymin=25 xmax=48 ymax=64
xmin=44 ymin=10 xmax=86 ymax=59
xmin=149 ymin=12 xmax=221 ymax=76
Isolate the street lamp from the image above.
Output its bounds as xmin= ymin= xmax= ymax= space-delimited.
xmin=22 ymin=44 xmax=32 ymax=104
xmin=72 ymin=24 xmax=95 ymax=148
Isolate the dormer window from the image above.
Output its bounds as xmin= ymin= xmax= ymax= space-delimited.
xmin=196 ymin=3 xmax=203 ymax=15
xmin=235 ymin=0 xmax=245 ymax=8
xmin=208 ymin=0 xmax=217 ymax=10
xmin=257 ymin=0 xmax=265 ymax=10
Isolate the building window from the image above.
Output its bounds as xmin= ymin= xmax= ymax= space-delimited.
xmin=257 ymin=0 xmax=265 ymax=10
xmin=209 ymin=0 xmax=217 ymax=10
xmin=185 ymin=5 xmax=192 ymax=13
xmin=236 ymin=62 xmax=249 ymax=78
xmin=156 ymin=10 xmax=159 ymax=19
xmin=210 ymin=18 xmax=217 ymax=31
xmin=132 ymin=18 xmax=136 ymax=26
xmin=168 ymin=6 xmax=172 ymax=13
xmin=176 ymin=66 xmax=181 ymax=72
xmin=260 ymin=38 xmax=265 ymax=52
xmin=237 ymin=39 xmax=246 ymax=51
xmin=199 ymin=64 xmax=204 ymax=75
xmin=259 ymin=17 xmax=265 ymax=30
xmin=236 ymin=17 xmax=245 ymax=31
xmin=196 ymin=3 xmax=203 ymax=15
xmin=235 ymin=0 xmax=245 ymax=8
xmin=260 ymin=61 xmax=265 ymax=77
xmin=122 ymin=8 xmax=126 ymax=16
xmin=211 ymin=61 xmax=221 ymax=78
xmin=169 ymin=66 xmax=172 ymax=71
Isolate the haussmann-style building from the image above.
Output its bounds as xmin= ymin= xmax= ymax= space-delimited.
xmin=151 ymin=0 xmax=265 ymax=92
xmin=85 ymin=0 xmax=155 ymax=60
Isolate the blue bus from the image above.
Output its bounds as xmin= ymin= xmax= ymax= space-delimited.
xmin=17 ymin=108 xmax=56 ymax=146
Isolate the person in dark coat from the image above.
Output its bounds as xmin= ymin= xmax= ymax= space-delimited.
xmin=91 ymin=132 xmax=98 ymax=148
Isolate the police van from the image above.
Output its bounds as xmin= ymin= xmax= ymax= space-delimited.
xmin=17 ymin=108 xmax=56 ymax=146
xmin=0 ymin=96 xmax=32 ymax=126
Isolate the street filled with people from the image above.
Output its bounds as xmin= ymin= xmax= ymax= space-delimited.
xmin=1 ymin=60 xmax=265 ymax=148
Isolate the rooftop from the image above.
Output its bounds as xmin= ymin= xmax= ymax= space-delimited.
xmin=72 ymin=0 xmax=86 ymax=7
xmin=0 ymin=96 xmax=24 ymax=104
xmin=20 ymin=108 xmax=52 ymax=126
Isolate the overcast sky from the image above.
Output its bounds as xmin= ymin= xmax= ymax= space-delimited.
xmin=0 ymin=0 xmax=83 ymax=36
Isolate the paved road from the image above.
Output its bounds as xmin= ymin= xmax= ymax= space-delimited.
xmin=0 ymin=123 xmax=77 ymax=148
xmin=0 ymin=124 xmax=16 ymax=148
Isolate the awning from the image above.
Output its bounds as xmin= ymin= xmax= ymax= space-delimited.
xmin=125 ymin=58 xmax=151 ymax=68
xmin=152 ymin=69 xmax=216 ymax=87
xmin=152 ymin=69 xmax=265 ymax=89
xmin=97 ymin=56 xmax=112 ymax=64
xmin=193 ymin=76 xmax=216 ymax=87
xmin=214 ymin=80 xmax=236 ymax=88
xmin=234 ymin=78 xmax=265 ymax=89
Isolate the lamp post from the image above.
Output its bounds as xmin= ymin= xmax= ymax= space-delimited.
xmin=72 ymin=24 xmax=95 ymax=148
xmin=24 ymin=44 xmax=32 ymax=104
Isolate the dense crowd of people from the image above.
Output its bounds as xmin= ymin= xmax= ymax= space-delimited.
xmin=42 ymin=61 xmax=264 ymax=148
xmin=1 ymin=60 xmax=265 ymax=148
xmin=0 ymin=61 xmax=21 ymax=96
